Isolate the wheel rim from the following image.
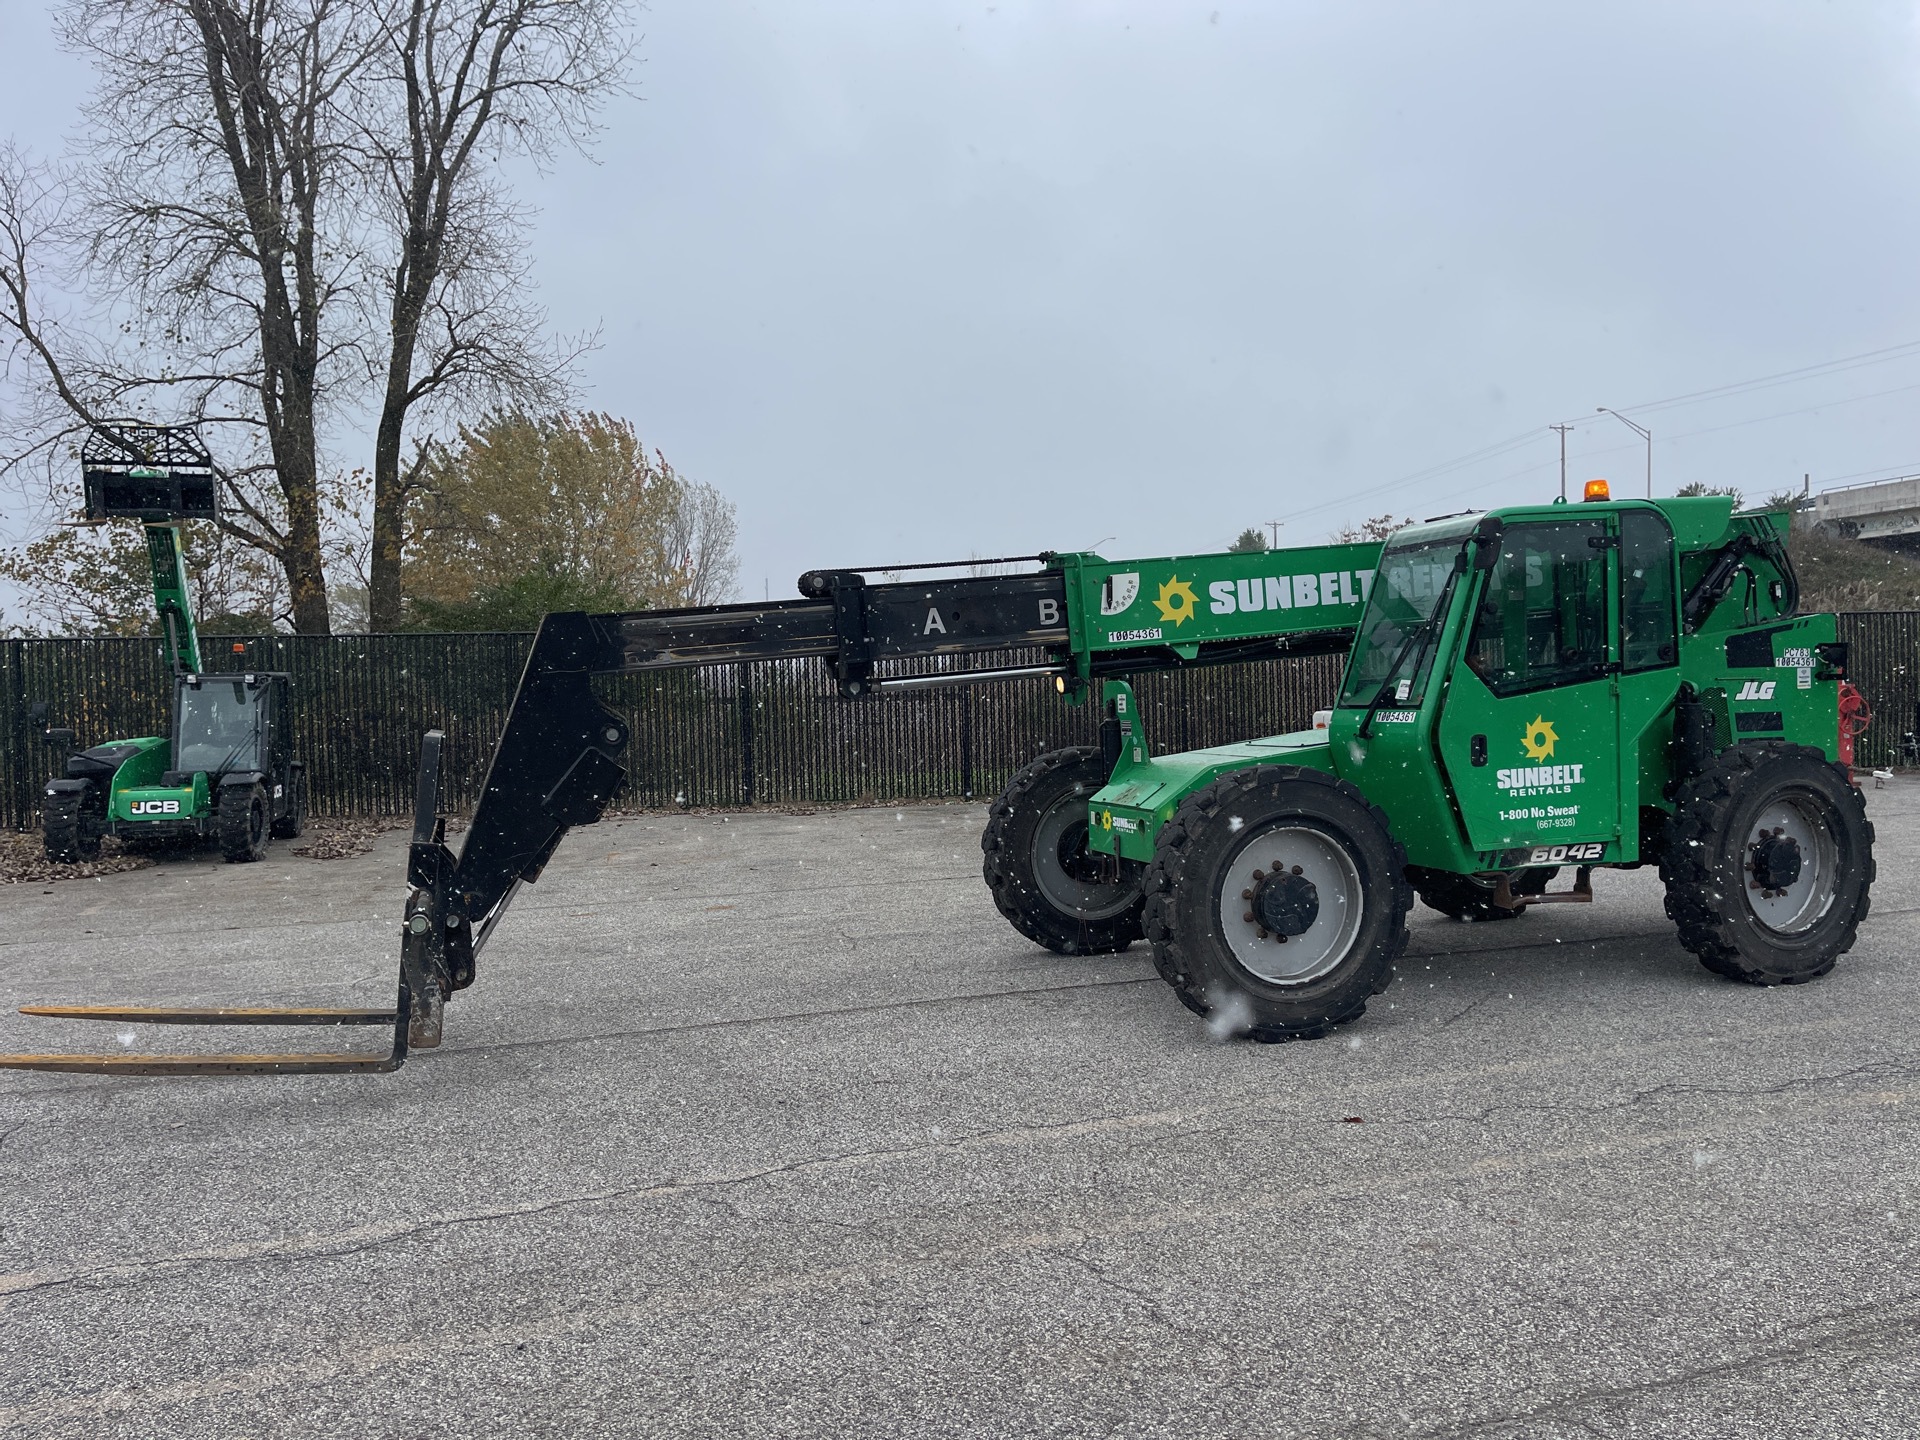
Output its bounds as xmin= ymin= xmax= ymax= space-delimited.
xmin=1741 ymin=790 xmax=1840 ymax=936
xmin=1030 ymin=783 xmax=1141 ymax=922
xmin=1219 ymin=824 xmax=1364 ymax=984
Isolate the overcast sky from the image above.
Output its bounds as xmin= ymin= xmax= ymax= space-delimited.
xmin=6 ymin=0 xmax=1920 ymax=609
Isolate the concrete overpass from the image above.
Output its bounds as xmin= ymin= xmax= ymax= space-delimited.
xmin=1809 ymin=474 xmax=1920 ymax=547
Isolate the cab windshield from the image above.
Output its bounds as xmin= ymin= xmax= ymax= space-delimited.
xmin=1336 ymin=539 xmax=1466 ymax=707
xmin=175 ymin=679 xmax=261 ymax=773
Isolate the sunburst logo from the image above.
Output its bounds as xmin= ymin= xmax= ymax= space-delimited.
xmin=1151 ymin=576 xmax=1198 ymax=627
xmin=1522 ymin=716 xmax=1558 ymax=761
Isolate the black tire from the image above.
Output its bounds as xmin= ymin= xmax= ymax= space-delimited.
xmin=981 ymin=746 xmax=1145 ymax=955
xmin=1409 ymin=865 xmax=1556 ymax=922
xmin=1660 ymin=743 xmax=1874 ymax=985
xmin=1143 ymin=765 xmax=1412 ymax=1042
xmin=219 ymin=782 xmax=270 ymax=863
xmin=42 ymin=787 xmax=102 ymax=864
xmin=271 ymin=767 xmax=307 ymax=840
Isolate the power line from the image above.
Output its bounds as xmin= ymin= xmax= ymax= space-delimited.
xmin=1595 ymin=338 xmax=1920 ymax=420
xmin=1298 ymin=367 xmax=1920 ymax=529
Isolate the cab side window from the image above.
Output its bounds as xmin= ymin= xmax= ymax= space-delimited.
xmin=1620 ymin=510 xmax=1678 ymax=672
xmin=1466 ymin=520 xmax=1610 ymax=695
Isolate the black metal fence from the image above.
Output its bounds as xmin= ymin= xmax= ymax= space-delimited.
xmin=6 ymin=612 xmax=1917 ymax=829
xmin=0 ymin=632 xmax=1344 ymax=828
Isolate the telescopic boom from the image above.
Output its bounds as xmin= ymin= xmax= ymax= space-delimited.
xmin=0 ymin=540 xmax=1382 ymax=1074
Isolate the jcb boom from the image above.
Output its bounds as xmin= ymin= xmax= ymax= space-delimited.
xmin=3 ymin=494 xmax=1872 ymax=1074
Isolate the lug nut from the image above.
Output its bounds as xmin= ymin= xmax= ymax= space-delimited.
xmin=1291 ymin=865 xmax=1304 ymax=876
xmin=1244 ymin=911 xmax=1255 ymax=923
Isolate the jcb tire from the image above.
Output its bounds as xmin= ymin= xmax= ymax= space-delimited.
xmin=1409 ymin=865 xmax=1556 ymax=922
xmin=1660 ymin=743 xmax=1873 ymax=985
xmin=271 ymin=767 xmax=307 ymax=840
xmin=981 ymin=746 xmax=1145 ymax=955
xmin=1144 ymin=765 xmax=1411 ymax=1042
xmin=219 ymin=782 xmax=271 ymax=863
xmin=43 ymin=788 xmax=102 ymax=864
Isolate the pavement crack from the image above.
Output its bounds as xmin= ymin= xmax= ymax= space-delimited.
xmin=0 ymin=1106 xmax=1177 ymax=1304
xmin=1392 ymin=1059 xmax=1916 ymax=1127
xmin=1418 ymin=1292 xmax=1920 ymax=1437
xmin=1050 ymin=1246 xmax=1225 ymax=1352
xmin=1437 ymin=991 xmax=1495 ymax=1029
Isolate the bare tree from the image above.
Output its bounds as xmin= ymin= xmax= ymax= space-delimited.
xmin=359 ymin=0 xmax=631 ymax=632
xmin=660 ymin=465 xmax=739 ymax=606
xmin=0 ymin=2 xmax=376 ymax=633
xmin=11 ymin=0 xmax=388 ymax=633
xmin=3 ymin=0 xmax=631 ymax=635
xmin=0 ymin=146 xmax=104 ymax=454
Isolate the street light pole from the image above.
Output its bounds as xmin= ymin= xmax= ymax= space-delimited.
xmin=1596 ymin=408 xmax=1652 ymax=498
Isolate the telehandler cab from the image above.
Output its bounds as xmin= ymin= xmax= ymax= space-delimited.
xmin=38 ymin=424 xmax=305 ymax=867
xmin=1 ymin=486 xmax=1871 ymax=1074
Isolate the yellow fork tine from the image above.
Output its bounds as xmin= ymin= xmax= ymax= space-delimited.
xmin=0 ymin=1051 xmax=403 ymax=1075
xmin=19 ymin=1005 xmax=395 ymax=1027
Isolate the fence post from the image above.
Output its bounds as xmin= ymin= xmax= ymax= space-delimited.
xmin=960 ymin=686 xmax=974 ymax=799
xmin=5 ymin=639 xmax=25 ymax=831
xmin=738 ymin=662 xmax=756 ymax=806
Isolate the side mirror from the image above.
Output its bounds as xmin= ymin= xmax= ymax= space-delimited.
xmin=1470 ymin=517 xmax=1505 ymax=572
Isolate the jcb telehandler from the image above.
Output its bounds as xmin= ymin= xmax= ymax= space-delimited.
xmin=38 ymin=424 xmax=305 ymax=867
xmin=1 ymin=483 xmax=1871 ymax=1074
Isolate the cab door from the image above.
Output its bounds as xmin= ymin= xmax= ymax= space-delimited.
xmin=1437 ymin=516 xmax=1622 ymax=857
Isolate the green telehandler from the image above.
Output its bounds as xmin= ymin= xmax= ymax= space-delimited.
xmin=39 ymin=424 xmax=305 ymax=867
xmin=0 ymin=482 xmax=1871 ymax=1073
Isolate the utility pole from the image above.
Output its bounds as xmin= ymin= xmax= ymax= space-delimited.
xmin=1265 ymin=520 xmax=1285 ymax=547
xmin=1549 ymin=424 xmax=1573 ymax=501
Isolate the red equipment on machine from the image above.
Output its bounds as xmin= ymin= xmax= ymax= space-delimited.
xmin=1838 ymin=680 xmax=1871 ymax=772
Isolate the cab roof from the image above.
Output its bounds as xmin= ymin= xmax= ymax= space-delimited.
xmin=1384 ymin=494 xmax=1775 ymax=555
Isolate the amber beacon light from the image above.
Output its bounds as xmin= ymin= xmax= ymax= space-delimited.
xmin=1583 ymin=478 xmax=1611 ymax=502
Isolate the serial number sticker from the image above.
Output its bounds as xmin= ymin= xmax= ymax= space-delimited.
xmin=1374 ymin=709 xmax=1418 ymax=724
xmin=1778 ymin=647 xmax=1816 ymax=690
xmin=1106 ymin=627 xmax=1164 ymax=643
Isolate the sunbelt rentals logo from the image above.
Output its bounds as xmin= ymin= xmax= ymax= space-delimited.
xmin=1496 ymin=715 xmax=1584 ymax=795
xmin=1151 ymin=576 xmax=1199 ymax=627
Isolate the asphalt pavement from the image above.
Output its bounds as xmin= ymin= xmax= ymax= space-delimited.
xmin=1 ymin=785 xmax=1917 ymax=1438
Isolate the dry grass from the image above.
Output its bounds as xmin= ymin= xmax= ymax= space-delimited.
xmin=1789 ymin=528 xmax=1920 ymax=613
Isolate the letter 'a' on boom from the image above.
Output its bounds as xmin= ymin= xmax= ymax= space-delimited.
xmin=0 ymin=541 xmax=1382 ymax=1074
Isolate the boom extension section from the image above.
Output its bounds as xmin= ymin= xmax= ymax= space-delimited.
xmin=2 ymin=542 xmax=1379 ymax=1075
